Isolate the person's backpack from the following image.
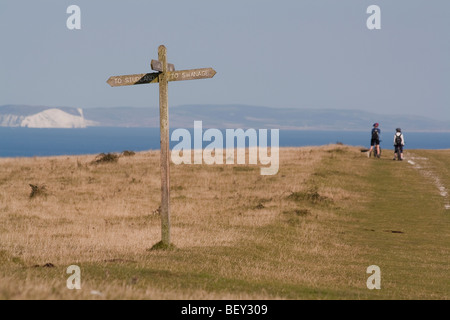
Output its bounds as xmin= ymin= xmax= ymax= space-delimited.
xmin=372 ymin=129 xmax=379 ymax=140
xmin=395 ymin=133 xmax=402 ymax=146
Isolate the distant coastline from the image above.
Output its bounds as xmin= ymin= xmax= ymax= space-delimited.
xmin=1 ymin=104 xmax=450 ymax=132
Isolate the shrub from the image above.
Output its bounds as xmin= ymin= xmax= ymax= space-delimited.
xmin=121 ymin=150 xmax=136 ymax=157
xmin=92 ymin=153 xmax=119 ymax=164
xmin=29 ymin=184 xmax=47 ymax=199
xmin=287 ymin=187 xmax=330 ymax=205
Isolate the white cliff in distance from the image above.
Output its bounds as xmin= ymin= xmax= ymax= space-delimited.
xmin=0 ymin=107 xmax=98 ymax=128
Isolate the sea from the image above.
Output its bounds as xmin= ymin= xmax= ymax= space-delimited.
xmin=0 ymin=127 xmax=449 ymax=158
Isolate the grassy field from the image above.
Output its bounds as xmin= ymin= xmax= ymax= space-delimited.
xmin=0 ymin=145 xmax=448 ymax=300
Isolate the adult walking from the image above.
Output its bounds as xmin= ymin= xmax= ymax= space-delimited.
xmin=393 ymin=128 xmax=405 ymax=161
xmin=368 ymin=123 xmax=381 ymax=158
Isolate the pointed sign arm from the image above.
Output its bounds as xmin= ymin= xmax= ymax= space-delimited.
xmin=166 ymin=68 xmax=216 ymax=82
xmin=107 ymin=68 xmax=216 ymax=87
xmin=106 ymin=72 xmax=159 ymax=87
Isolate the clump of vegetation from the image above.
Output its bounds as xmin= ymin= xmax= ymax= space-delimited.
xmin=29 ymin=184 xmax=47 ymax=199
xmin=253 ymin=203 xmax=265 ymax=210
xmin=283 ymin=208 xmax=312 ymax=226
xmin=152 ymin=206 xmax=161 ymax=215
xmin=148 ymin=241 xmax=176 ymax=251
xmin=121 ymin=150 xmax=136 ymax=157
xmin=32 ymin=263 xmax=55 ymax=268
xmin=327 ymin=147 xmax=347 ymax=154
xmin=92 ymin=153 xmax=119 ymax=164
xmin=283 ymin=208 xmax=311 ymax=216
xmin=287 ymin=186 xmax=330 ymax=204
xmin=233 ymin=166 xmax=256 ymax=172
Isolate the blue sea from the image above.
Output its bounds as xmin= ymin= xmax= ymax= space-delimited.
xmin=0 ymin=127 xmax=449 ymax=158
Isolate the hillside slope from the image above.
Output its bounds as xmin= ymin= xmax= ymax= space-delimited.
xmin=0 ymin=146 xmax=448 ymax=299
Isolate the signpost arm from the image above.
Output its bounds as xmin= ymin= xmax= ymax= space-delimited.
xmin=158 ymin=45 xmax=171 ymax=246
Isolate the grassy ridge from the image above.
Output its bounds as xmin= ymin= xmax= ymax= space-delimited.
xmin=0 ymin=146 xmax=448 ymax=299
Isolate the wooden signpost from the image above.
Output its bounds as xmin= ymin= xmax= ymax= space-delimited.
xmin=107 ymin=45 xmax=216 ymax=247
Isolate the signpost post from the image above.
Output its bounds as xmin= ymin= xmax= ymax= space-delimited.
xmin=107 ymin=45 xmax=216 ymax=248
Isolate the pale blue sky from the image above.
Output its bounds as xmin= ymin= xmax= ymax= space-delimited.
xmin=1 ymin=0 xmax=449 ymax=120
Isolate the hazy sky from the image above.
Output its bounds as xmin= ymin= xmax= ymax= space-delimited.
xmin=1 ymin=0 xmax=449 ymax=120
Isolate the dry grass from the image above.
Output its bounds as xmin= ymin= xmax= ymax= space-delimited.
xmin=0 ymin=145 xmax=448 ymax=299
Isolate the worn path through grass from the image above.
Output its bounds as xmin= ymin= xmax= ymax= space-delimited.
xmin=337 ymin=149 xmax=449 ymax=299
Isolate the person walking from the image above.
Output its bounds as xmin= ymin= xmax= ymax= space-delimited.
xmin=393 ymin=128 xmax=405 ymax=161
xmin=368 ymin=123 xmax=381 ymax=158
